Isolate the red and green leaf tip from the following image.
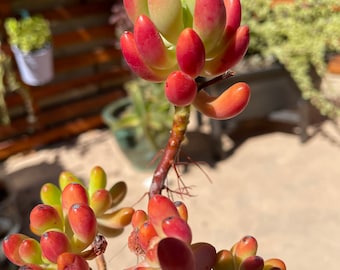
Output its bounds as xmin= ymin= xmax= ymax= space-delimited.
xmin=2 ymin=166 xmax=133 ymax=270
xmin=126 ymin=194 xmax=286 ymax=270
xmin=121 ymin=0 xmax=250 ymax=119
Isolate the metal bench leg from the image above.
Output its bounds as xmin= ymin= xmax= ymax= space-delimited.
xmin=298 ymin=98 xmax=309 ymax=143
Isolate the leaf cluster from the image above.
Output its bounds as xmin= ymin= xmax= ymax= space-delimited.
xmin=4 ymin=15 xmax=52 ymax=53
xmin=242 ymin=0 xmax=340 ymax=118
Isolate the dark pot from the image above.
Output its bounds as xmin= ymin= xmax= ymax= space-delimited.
xmin=0 ymin=182 xmax=20 ymax=263
xmin=207 ymin=60 xmax=312 ymax=142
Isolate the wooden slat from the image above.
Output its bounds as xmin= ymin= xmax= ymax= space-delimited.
xmin=52 ymin=24 xmax=116 ymax=49
xmin=4 ymin=0 xmax=93 ymax=16
xmin=42 ymin=1 xmax=112 ymax=22
xmin=0 ymin=89 xmax=126 ymax=141
xmin=54 ymin=46 xmax=121 ymax=74
xmin=0 ymin=2 xmax=10 ymax=17
xmin=5 ymin=68 xmax=131 ymax=108
xmin=1 ymin=0 xmax=131 ymax=160
xmin=1 ymin=1 xmax=114 ymax=47
xmin=2 ymin=27 xmax=122 ymax=94
xmin=0 ymin=115 xmax=104 ymax=160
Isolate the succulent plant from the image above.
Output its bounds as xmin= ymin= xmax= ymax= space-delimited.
xmin=2 ymin=166 xmax=133 ymax=269
xmin=127 ymin=195 xmax=286 ymax=270
xmin=120 ymin=0 xmax=251 ymax=119
xmin=113 ymin=78 xmax=173 ymax=151
xmin=241 ymin=0 xmax=340 ymax=118
xmin=4 ymin=15 xmax=52 ymax=53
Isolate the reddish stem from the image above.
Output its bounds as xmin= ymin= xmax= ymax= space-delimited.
xmin=149 ymin=105 xmax=191 ymax=198
xmin=81 ymin=235 xmax=107 ymax=270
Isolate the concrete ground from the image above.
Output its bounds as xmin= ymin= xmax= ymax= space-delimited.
xmin=1 ymin=119 xmax=340 ymax=270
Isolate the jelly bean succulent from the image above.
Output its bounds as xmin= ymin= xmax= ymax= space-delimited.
xmin=127 ymin=195 xmax=286 ymax=270
xmin=3 ymin=1 xmax=286 ymax=269
xmin=120 ymin=1 xmax=284 ymax=269
xmin=2 ymin=166 xmax=133 ymax=269
xmin=119 ymin=0 xmax=253 ymax=198
xmin=121 ymin=0 xmax=250 ymax=118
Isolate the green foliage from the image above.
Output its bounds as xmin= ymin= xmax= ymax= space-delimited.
xmin=0 ymin=47 xmax=27 ymax=125
xmin=242 ymin=0 xmax=340 ymax=118
xmin=4 ymin=15 xmax=51 ymax=53
xmin=115 ymin=78 xmax=173 ymax=150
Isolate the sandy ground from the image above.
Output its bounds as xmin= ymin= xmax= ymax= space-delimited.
xmin=1 ymin=119 xmax=340 ymax=270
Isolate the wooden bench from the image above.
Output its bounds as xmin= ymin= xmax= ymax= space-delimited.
xmin=0 ymin=0 xmax=132 ymax=160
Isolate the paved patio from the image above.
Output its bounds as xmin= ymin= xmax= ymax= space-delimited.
xmin=1 ymin=119 xmax=340 ymax=270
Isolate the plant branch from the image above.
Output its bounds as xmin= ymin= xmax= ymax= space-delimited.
xmin=95 ymin=254 xmax=107 ymax=270
xmin=149 ymin=105 xmax=191 ymax=198
xmin=81 ymin=235 xmax=107 ymax=270
xmin=197 ymin=70 xmax=235 ymax=91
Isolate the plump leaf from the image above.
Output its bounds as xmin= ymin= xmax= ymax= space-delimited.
xmin=158 ymin=237 xmax=195 ymax=270
xmin=148 ymin=0 xmax=183 ymax=43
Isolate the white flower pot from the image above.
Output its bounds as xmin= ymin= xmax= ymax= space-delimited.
xmin=11 ymin=44 xmax=54 ymax=86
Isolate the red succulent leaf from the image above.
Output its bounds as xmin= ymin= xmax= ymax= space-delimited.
xmin=2 ymin=233 xmax=28 ymax=266
xmin=165 ymin=70 xmax=197 ymax=106
xmin=120 ymin=31 xmax=170 ymax=82
xmin=202 ymin=25 xmax=249 ymax=77
xmin=191 ymin=242 xmax=217 ymax=270
xmin=193 ymin=82 xmax=250 ymax=119
xmin=176 ymin=28 xmax=205 ymax=78
xmin=239 ymin=255 xmax=264 ymax=270
xmin=40 ymin=231 xmax=70 ymax=263
xmin=61 ymin=183 xmax=88 ymax=215
xmin=134 ymin=15 xmax=175 ymax=69
xmin=57 ymin=252 xmax=90 ymax=270
xmin=158 ymin=237 xmax=195 ymax=270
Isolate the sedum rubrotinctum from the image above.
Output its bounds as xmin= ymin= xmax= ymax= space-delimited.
xmin=3 ymin=0 xmax=286 ymax=269
xmin=2 ymin=166 xmax=134 ymax=269
xmin=127 ymin=195 xmax=286 ymax=270
xmin=122 ymin=0 xmax=286 ymax=269
xmin=121 ymin=0 xmax=251 ymax=119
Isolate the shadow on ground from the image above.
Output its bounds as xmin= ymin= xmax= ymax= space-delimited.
xmin=3 ymin=160 xmax=64 ymax=237
xmin=179 ymin=115 xmax=336 ymax=172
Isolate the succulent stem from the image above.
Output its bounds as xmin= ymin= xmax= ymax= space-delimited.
xmin=149 ymin=105 xmax=191 ymax=197
xmin=197 ymin=70 xmax=235 ymax=91
xmin=95 ymin=254 xmax=107 ymax=270
xmin=82 ymin=235 xmax=107 ymax=269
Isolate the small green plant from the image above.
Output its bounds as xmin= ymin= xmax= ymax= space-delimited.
xmin=242 ymin=0 xmax=340 ymax=118
xmin=4 ymin=15 xmax=52 ymax=53
xmin=113 ymin=78 xmax=173 ymax=151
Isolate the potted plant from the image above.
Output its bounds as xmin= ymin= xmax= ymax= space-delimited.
xmin=106 ymin=2 xmax=173 ymax=170
xmin=4 ymin=15 xmax=54 ymax=86
xmin=102 ymin=78 xmax=173 ymax=170
xmin=241 ymin=0 xmax=340 ymax=119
